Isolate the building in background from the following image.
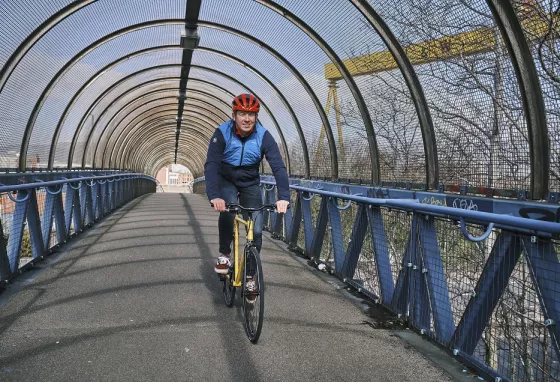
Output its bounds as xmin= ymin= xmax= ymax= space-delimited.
xmin=156 ymin=164 xmax=193 ymax=193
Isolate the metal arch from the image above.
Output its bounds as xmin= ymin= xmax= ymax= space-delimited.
xmin=23 ymin=26 xmax=184 ymax=171
xmin=486 ymin=0 xmax=549 ymax=199
xmin=127 ymin=129 xmax=209 ymax=173
xmin=123 ymin=126 xmax=207 ymax=172
xmin=99 ymin=93 xmax=222 ymax=168
xmin=103 ymin=87 xmax=233 ymax=168
xmin=79 ymin=87 xmax=182 ymax=168
xmin=0 ymin=0 xmax=96 ymax=94
xmin=197 ymin=46 xmax=309 ymax=177
xmin=139 ymin=136 xmax=208 ymax=174
xmin=101 ymin=108 xmax=219 ymax=169
xmin=255 ymin=1 xmax=377 ymax=182
xmin=188 ymin=65 xmax=292 ymax=174
xmin=21 ymin=19 xmax=330 ymax=176
xmin=103 ymin=85 xmax=234 ymax=169
xmin=118 ymin=118 xmax=214 ymax=169
xmin=116 ymin=116 xmax=215 ymax=169
xmin=100 ymin=66 xmax=292 ymax=174
xmin=69 ymin=65 xmax=272 ymax=171
xmin=50 ymin=63 xmax=181 ymax=169
xmin=52 ymin=49 xmax=184 ymax=168
xmin=93 ymin=97 xmax=225 ymax=168
xmin=143 ymin=146 xmax=205 ymax=176
xmin=49 ymin=74 xmax=183 ymax=168
xmin=139 ymin=142 xmax=206 ymax=176
xmin=350 ymin=0 xmax=439 ymax=189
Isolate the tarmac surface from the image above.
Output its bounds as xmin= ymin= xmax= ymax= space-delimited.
xmin=0 ymin=193 xmax=455 ymax=381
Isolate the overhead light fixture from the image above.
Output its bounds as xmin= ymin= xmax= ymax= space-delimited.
xmin=180 ymin=27 xmax=200 ymax=50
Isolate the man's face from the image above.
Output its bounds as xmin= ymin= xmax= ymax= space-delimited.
xmin=233 ymin=111 xmax=257 ymax=135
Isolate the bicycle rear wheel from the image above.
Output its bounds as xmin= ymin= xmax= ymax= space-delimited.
xmin=243 ymin=246 xmax=264 ymax=343
xmin=223 ymin=269 xmax=236 ymax=307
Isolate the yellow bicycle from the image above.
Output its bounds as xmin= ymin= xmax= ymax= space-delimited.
xmin=217 ymin=203 xmax=278 ymax=343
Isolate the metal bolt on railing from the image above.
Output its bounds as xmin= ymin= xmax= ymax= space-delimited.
xmin=453 ymin=349 xmax=459 ymax=356
xmin=531 ymin=236 xmax=537 ymax=243
xmin=407 ymin=263 xmax=413 ymax=268
xmin=422 ymin=268 xmax=428 ymax=274
xmin=545 ymin=319 xmax=555 ymax=327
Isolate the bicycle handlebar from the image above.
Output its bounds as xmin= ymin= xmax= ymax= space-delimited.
xmin=210 ymin=202 xmax=290 ymax=213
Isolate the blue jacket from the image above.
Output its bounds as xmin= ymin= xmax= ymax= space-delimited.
xmin=204 ymin=120 xmax=290 ymax=201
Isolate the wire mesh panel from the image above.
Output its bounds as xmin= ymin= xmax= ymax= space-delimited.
xmin=515 ymin=0 xmax=560 ymax=193
xmin=54 ymin=66 xmax=183 ymax=167
xmin=373 ymin=0 xmax=532 ymax=191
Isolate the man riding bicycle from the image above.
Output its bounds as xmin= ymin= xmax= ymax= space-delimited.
xmin=204 ymin=93 xmax=290 ymax=279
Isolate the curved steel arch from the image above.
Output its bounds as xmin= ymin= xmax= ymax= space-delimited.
xmin=126 ymin=128 xmax=210 ymax=173
xmin=50 ymin=64 xmax=181 ymax=169
xmin=0 ymin=0 xmax=95 ymax=94
xmin=52 ymin=44 xmax=248 ymax=168
xmin=485 ymin=0 xmax=549 ymax=199
xmin=119 ymin=117 xmax=215 ymax=169
xmin=23 ymin=24 xmax=184 ymax=171
xmin=80 ymin=61 xmax=295 ymax=175
xmin=104 ymin=85 xmax=234 ymax=169
xmin=49 ymin=68 xmax=180 ymax=168
xmin=91 ymin=96 xmax=226 ymax=167
xmin=22 ymin=19 xmax=332 ymax=177
xmin=350 ymin=0 xmax=438 ymax=189
xmin=100 ymin=78 xmax=234 ymax=162
xmin=99 ymin=93 xmax=222 ymax=168
xmin=101 ymin=70 xmax=292 ymax=174
xmin=137 ymin=140 xmax=206 ymax=175
xmin=102 ymin=107 xmax=219 ymax=169
xmin=118 ymin=116 xmax=215 ymax=168
xmin=122 ymin=124 xmax=207 ymax=172
xmin=137 ymin=136 xmax=208 ymax=174
xmin=77 ymin=87 xmax=183 ymax=168
xmin=116 ymin=115 xmax=215 ymax=170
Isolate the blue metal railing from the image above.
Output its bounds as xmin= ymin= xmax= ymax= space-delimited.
xmin=0 ymin=172 xmax=156 ymax=285
xmin=194 ymin=176 xmax=560 ymax=382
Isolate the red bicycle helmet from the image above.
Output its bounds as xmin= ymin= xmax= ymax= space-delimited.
xmin=232 ymin=93 xmax=260 ymax=113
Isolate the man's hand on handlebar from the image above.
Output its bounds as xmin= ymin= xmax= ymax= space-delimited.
xmin=276 ymin=200 xmax=289 ymax=214
xmin=210 ymin=198 xmax=227 ymax=212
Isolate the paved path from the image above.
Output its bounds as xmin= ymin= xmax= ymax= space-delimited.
xmin=0 ymin=193 xmax=452 ymax=381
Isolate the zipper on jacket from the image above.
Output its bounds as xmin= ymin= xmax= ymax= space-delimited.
xmin=239 ymin=140 xmax=246 ymax=166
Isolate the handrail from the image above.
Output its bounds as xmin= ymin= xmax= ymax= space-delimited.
xmin=262 ymin=182 xmax=560 ymax=234
xmin=0 ymin=173 xmax=154 ymax=194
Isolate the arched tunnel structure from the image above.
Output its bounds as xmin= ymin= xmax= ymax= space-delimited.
xmin=1 ymin=0 xmax=557 ymax=199
xmin=1 ymin=1 xmax=560 ymax=381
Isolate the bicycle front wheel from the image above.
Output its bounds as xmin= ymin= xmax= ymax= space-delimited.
xmin=243 ymin=246 xmax=264 ymax=343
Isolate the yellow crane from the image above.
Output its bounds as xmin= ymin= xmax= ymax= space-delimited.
xmin=315 ymin=4 xmax=554 ymax=168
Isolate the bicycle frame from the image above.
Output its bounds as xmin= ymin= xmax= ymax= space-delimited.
xmin=231 ymin=214 xmax=254 ymax=287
